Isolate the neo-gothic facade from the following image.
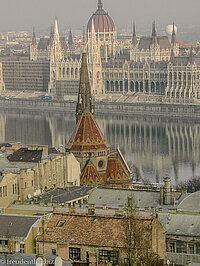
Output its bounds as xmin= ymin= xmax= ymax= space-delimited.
xmin=29 ymin=0 xmax=200 ymax=102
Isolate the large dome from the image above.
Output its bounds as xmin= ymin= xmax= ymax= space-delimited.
xmin=87 ymin=0 xmax=115 ymax=33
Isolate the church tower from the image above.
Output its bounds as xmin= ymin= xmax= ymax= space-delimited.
xmin=132 ymin=22 xmax=137 ymax=46
xmin=152 ymin=21 xmax=158 ymax=46
xmin=76 ymin=37 xmax=95 ymax=122
xmin=171 ymin=22 xmax=176 ymax=46
xmin=30 ymin=27 xmax=37 ymax=61
xmin=66 ymin=46 xmax=131 ymax=186
xmin=68 ymin=27 xmax=75 ymax=54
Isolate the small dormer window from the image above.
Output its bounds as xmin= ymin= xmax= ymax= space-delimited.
xmin=56 ymin=220 xmax=66 ymax=228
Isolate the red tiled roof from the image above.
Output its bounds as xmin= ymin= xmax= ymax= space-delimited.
xmin=66 ymin=113 xmax=110 ymax=151
xmin=80 ymin=160 xmax=106 ymax=185
xmin=37 ymin=212 xmax=154 ymax=248
xmin=107 ymin=149 xmax=131 ymax=182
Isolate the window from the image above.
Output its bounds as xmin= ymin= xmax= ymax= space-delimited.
xmin=176 ymin=241 xmax=187 ymax=253
xmin=69 ymin=247 xmax=81 ymax=261
xmin=52 ymin=249 xmax=56 ymax=255
xmin=20 ymin=244 xmax=25 ymax=253
xmin=196 ymin=243 xmax=200 ymax=254
xmin=168 ymin=242 xmax=175 ymax=253
xmin=0 ymin=240 xmax=8 ymax=246
xmin=99 ymin=250 xmax=118 ymax=264
xmin=56 ymin=220 xmax=66 ymax=228
xmin=3 ymin=186 xmax=7 ymax=197
xmin=0 ymin=187 xmax=2 ymax=198
xmin=188 ymin=244 xmax=194 ymax=254
xmin=98 ymin=160 xmax=104 ymax=169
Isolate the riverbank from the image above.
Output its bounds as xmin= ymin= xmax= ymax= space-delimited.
xmin=0 ymin=97 xmax=200 ymax=118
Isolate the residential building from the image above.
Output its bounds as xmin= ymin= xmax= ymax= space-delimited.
xmin=36 ymin=210 xmax=166 ymax=265
xmin=0 ymin=214 xmax=44 ymax=254
xmin=0 ymin=144 xmax=81 ymax=208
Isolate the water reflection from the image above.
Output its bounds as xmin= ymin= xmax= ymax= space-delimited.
xmin=0 ymin=109 xmax=200 ymax=186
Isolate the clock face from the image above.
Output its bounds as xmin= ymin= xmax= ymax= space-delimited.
xmin=98 ymin=160 xmax=104 ymax=169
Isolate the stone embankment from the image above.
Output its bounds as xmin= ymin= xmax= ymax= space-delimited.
xmin=0 ymin=97 xmax=200 ymax=118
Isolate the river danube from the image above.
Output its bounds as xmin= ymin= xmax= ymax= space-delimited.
xmin=0 ymin=109 xmax=200 ymax=186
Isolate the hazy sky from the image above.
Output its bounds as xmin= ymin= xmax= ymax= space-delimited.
xmin=1 ymin=0 xmax=200 ymax=32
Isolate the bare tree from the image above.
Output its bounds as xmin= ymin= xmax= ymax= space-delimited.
xmin=123 ymin=197 xmax=164 ymax=266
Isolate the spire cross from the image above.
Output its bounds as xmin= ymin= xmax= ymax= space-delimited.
xmin=98 ymin=0 xmax=103 ymax=9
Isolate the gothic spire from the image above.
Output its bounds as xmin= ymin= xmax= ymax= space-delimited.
xmin=171 ymin=21 xmax=176 ymax=46
xmin=32 ymin=27 xmax=37 ymax=46
xmin=76 ymin=47 xmax=94 ymax=122
xmin=54 ymin=16 xmax=59 ymax=39
xmin=152 ymin=21 xmax=157 ymax=46
xmin=132 ymin=22 xmax=137 ymax=46
xmin=68 ymin=26 xmax=74 ymax=51
xmin=98 ymin=0 xmax=103 ymax=10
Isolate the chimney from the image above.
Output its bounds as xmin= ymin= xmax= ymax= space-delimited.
xmin=160 ymin=186 xmax=164 ymax=205
xmin=88 ymin=208 xmax=95 ymax=215
xmin=164 ymin=177 xmax=171 ymax=205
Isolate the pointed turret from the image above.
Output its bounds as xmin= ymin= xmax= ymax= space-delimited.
xmin=98 ymin=0 xmax=103 ymax=10
xmin=171 ymin=21 xmax=176 ymax=46
xmin=132 ymin=22 xmax=137 ymax=46
xmin=152 ymin=21 xmax=157 ymax=46
xmin=68 ymin=27 xmax=74 ymax=51
xmin=76 ymin=36 xmax=94 ymax=122
xmin=32 ymin=27 xmax=37 ymax=46
xmin=54 ymin=16 xmax=59 ymax=38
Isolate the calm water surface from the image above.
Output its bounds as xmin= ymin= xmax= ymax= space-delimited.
xmin=0 ymin=109 xmax=200 ymax=186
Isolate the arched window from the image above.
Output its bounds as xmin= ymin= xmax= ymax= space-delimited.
xmin=130 ymin=81 xmax=134 ymax=92
xmin=140 ymin=81 xmax=143 ymax=92
xmin=111 ymin=81 xmax=114 ymax=91
xmin=151 ymin=82 xmax=155 ymax=92
xmin=115 ymin=81 xmax=119 ymax=91
xmin=135 ymin=81 xmax=139 ymax=92
xmin=75 ymin=68 xmax=78 ymax=78
xmin=71 ymin=68 xmax=74 ymax=77
xmin=120 ymin=81 xmax=123 ymax=91
xmin=156 ymin=81 xmax=160 ymax=92
xmin=106 ymin=81 xmax=109 ymax=91
xmin=161 ymin=82 xmax=165 ymax=94
xmin=125 ymin=80 xmax=128 ymax=92
xmin=145 ymin=81 xmax=148 ymax=92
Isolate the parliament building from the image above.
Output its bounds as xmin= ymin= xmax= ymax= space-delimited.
xmin=12 ymin=0 xmax=200 ymax=103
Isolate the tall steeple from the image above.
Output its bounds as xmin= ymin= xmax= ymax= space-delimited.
xmin=68 ymin=26 xmax=74 ymax=52
xmin=98 ymin=0 xmax=103 ymax=10
xmin=76 ymin=36 xmax=94 ymax=122
xmin=132 ymin=22 xmax=137 ymax=46
xmin=54 ymin=16 xmax=60 ymax=41
xmin=152 ymin=21 xmax=157 ymax=46
xmin=171 ymin=21 xmax=176 ymax=46
xmin=32 ymin=27 xmax=37 ymax=46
